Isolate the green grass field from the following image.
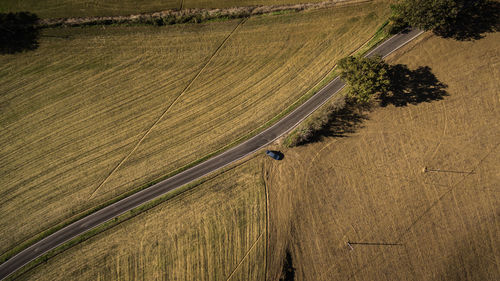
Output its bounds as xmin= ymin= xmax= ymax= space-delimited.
xmin=14 ymin=157 xmax=266 ymax=281
xmin=0 ymin=0 xmax=328 ymax=18
xmin=266 ymin=32 xmax=500 ymax=280
xmin=0 ymin=1 xmax=391 ymax=259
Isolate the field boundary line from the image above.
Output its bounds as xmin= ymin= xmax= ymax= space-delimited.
xmin=225 ymin=231 xmax=264 ymax=281
xmin=262 ymin=163 xmax=270 ymax=281
xmin=88 ymin=18 xmax=247 ymax=199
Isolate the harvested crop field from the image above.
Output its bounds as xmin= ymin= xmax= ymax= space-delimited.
xmin=15 ymin=157 xmax=266 ymax=281
xmin=0 ymin=0 xmax=329 ymax=18
xmin=0 ymin=1 xmax=390 ymax=256
xmin=266 ymin=31 xmax=500 ymax=280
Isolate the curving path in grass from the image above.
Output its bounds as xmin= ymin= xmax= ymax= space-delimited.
xmin=0 ymin=28 xmax=423 ymax=280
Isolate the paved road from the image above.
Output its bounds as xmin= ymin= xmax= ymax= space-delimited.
xmin=0 ymin=28 xmax=423 ymax=280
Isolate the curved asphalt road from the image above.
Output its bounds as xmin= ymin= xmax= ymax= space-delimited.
xmin=0 ymin=28 xmax=423 ymax=280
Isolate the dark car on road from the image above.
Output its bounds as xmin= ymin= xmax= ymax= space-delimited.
xmin=266 ymin=150 xmax=283 ymax=160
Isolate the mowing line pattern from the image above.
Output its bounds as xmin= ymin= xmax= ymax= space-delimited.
xmin=342 ymin=142 xmax=500 ymax=281
xmin=88 ymin=18 xmax=247 ymax=199
xmin=225 ymin=231 xmax=264 ymax=281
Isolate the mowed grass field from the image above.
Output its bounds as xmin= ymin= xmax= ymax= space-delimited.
xmin=16 ymin=157 xmax=266 ymax=281
xmin=266 ymin=32 xmax=500 ymax=280
xmin=0 ymin=0 xmax=328 ymax=18
xmin=0 ymin=2 xmax=390 ymax=255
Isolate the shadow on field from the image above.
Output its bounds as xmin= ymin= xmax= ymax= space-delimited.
xmin=315 ymin=99 xmax=369 ymax=141
xmin=380 ymin=65 xmax=448 ymax=107
xmin=434 ymin=0 xmax=500 ymax=41
xmin=279 ymin=249 xmax=295 ymax=281
xmin=440 ymin=218 xmax=499 ymax=280
xmin=0 ymin=12 xmax=40 ymax=54
xmin=292 ymin=64 xmax=447 ymax=147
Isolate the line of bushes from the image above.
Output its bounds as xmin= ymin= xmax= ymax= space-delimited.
xmin=38 ymin=1 xmax=355 ymax=28
xmin=284 ymin=97 xmax=346 ymax=147
xmin=41 ymin=10 xmax=252 ymax=28
xmin=283 ymin=95 xmax=370 ymax=147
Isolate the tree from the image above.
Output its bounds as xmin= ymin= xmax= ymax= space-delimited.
xmin=338 ymin=56 xmax=391 ymax=103
xmin=391 ymin=0 xmax=497 ymax=39
xmin=0 ymin=12 xmax=40 ymax=54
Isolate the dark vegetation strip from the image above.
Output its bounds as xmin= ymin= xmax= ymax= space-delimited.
xmin=38 ymin=0 xmax=371 ymax=28
xmin=0 ymin=16 xmax=391 ymax=273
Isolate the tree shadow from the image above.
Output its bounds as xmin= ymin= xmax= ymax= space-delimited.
xmin=291 ymin=98 xmax=370 ymax=147
xmin=0 ymin=12 xmax=40 ymax=54
xmin=293 ymin=64 xmax=447 ymax=147
xmin=381 ymin=65 xmax=448 ymax=107
xmin=279 ymin=249 xmax=295 ymax=281
xmin=434 ymin=0 xmax=500 ymax=40
xmin=319 ymin=100 xmax=369 ymax=139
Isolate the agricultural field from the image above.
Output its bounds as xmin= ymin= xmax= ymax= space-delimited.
xmin=0 ymin=1 xmax=390 ymax=256
xmin=266 ymin=31 xmax=499 ymax=280
xmin=0 ymin=0 xmax=328 ymax=18
xmin=15 ymin=157 xmax=266 ymax=281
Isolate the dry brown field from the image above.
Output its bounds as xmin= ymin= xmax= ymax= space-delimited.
xmin=0 ymin=1 xmax=390 ymax=256
xmin=15 ymin=157 xmax=266 ymax=281
xmin=266 ymin=31 xmax=500 ymax=280
xmin=0 ymin=0 xmax=328 ymax=18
